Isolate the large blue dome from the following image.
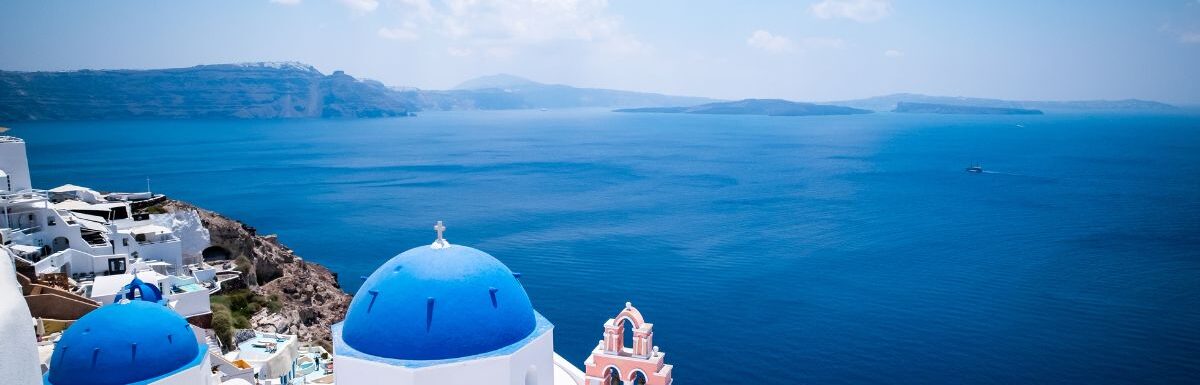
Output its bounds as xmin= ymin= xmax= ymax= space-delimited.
xmin=46 ymin=301 xmax=203 ymax=385
xmin=342 ymin=244 xmax=537 ymax=360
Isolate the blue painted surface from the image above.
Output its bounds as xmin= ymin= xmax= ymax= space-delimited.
xmin=341 ymin=244 xmax=537 ymax=360
xmin=10 ymin=110 xmax=1200 ymax=384
xmin=116 ymin=277 xmax=163 ymax=304
xmin=45 ymin=301 xmax=203 ymax=385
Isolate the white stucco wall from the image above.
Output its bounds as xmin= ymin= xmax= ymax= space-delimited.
xmin=0 ymin=138 xmax=32 ymax=192
xmin=1 ymin=248 xmax=44 ymax=385
xmin=335 ymin=329 xmax=554 ymax=385
xmin=151 ymin=210 xmax=210 ymax=263
xmin=150 ymin=354 xmax=215 ymax=385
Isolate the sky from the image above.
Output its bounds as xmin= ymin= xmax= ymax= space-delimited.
xmin=1 ymin=0 xmax=1198 ymax=103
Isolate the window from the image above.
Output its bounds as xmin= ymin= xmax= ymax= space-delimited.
xmin=525 ymin=365 xmax=538 ymax=385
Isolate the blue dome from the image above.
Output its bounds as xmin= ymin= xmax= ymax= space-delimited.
xmin=46 ymin=301 xmax=203 ymax=385
xmin=116 ymin=277 xmax=163 ymax=304
xmin=342 ymin=244 xmax=537 ymax=360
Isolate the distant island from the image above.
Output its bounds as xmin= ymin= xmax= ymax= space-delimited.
xmin=828 ymin=93 xmax=1176 ymax=112
xmin=893 ymin=102 xmax=1044 ymax=115
xmin=615 ymin=99 xmax=872 ymax=116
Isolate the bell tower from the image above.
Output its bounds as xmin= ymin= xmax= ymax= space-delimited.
xmin=583 ymin=302 xmax=673 ymax=385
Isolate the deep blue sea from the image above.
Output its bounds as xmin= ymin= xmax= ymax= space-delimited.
xmin=8 ymin=110 xmax=1200 ymax=384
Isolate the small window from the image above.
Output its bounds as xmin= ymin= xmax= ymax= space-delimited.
xmin=123 ymin=238 xmax=129 ymax=246
xmin=47 ymin=217 xmax=56 ymax=226
xmin=524 ymin=365 xmax=538 ymax=385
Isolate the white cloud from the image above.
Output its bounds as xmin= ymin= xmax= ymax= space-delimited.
xmin=747 ymin=31 xmax=845 ymax=53
xmin=378 ymin=25 xmax=420 ymax=41
xmin=447 ymin=47 xmax=473 ymax=57
xmin=340 ymin=0 xmax=379 ymax=12
xmin=373 ymin=0 xmax=646 ymax=57
xmin=747 ymin=30 xmax=795 ymax=53
xmin=269 ymin=0 xmax=302 ymax=5
xmin=800 ymin=37 xmax=845 ymax=49
xmin=884 ymin=49 xmax=903 ymax=57
xmin=1181 ymin=32 xmax=1200 ymax=44
xmin=811 ymin=0 xmax=892 ymax=23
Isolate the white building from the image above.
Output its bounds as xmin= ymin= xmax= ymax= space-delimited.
xmin=333 ymin=223 xmax=583 ymax=385
xmin=88 ymin=269 xmax=212 ymax=318
xmin=0 ymin=136 xmax=33 ymax=192
xmin=41 ymin=299 xmax=218 ymax=385
xmin=2 ymin=191 xmax=183 ymax=274
xmin=1 ymin=246 xmax=42 ymax=385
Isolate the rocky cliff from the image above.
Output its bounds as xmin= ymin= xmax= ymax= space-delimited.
xmin=0 ymin=62 xmax=416 ymax=120
xmin=162 ymin=200 xmax=350 ymax=345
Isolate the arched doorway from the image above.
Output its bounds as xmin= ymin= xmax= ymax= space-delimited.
xmin=630 ymin=370 xmax=647 ymax=385
xmin=51 ymin=237 xmax=70 ymax=253
xmin=605 ymin=367 xmax=621 ymax=385
xmin=202 ymin=245 xmax=232 ymax=261
xmin=621 ymin=317 xmax=635 ymax=351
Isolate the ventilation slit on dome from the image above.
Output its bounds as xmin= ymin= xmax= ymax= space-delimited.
xmin=426 ymin=297 xmax=436 ymax=332
xmin=91 ymin=348 xmax=100 ymax=368
xmin=167 ymin=334 xmax=173 ymax=344
xmin=393 ymin=265 xmax=404 ymax=272
xmin=57 ymin=347 xmax=68 ymax=366
xmin=131 ymin=343 xmax=137 ymax=361
xmin=489 ymin=287 xmax=499 ymax=308
xmin=367 ymin=290 xmax=379 ymax=313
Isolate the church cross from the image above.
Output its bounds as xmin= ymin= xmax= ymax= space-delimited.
xmin=432 ymin=221 xmax=449 ymax=248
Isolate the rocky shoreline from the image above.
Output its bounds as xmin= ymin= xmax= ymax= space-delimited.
xmin=163 ymin=200 xmax=350 ymax=346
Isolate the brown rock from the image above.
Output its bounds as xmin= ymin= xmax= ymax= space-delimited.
xmin=163 ymin=200 xmax=351 ymax=345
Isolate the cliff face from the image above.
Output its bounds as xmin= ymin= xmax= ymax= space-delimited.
xmin=163 ymin=200 xmax=350 ymax=345
xmin=0 ymin=63 xmax=416 ymax=121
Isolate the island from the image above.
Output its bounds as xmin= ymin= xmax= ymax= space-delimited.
xmin=615 ymin=98 xmax=872 ymax=116
xmin=892 ymin=102 xmax=1044 ymax=115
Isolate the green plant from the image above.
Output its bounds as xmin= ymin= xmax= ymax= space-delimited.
xmin=233 ymin=256 xmax=253 ymax=274
xmin=211 ymin=304 xmax=234 ymax=348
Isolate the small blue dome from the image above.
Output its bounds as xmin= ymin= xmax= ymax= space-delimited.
xmin=342 ymin=244 xmax=537 ymax=360
xmin=46 ymin=301 xmax=203 ymax=385
xmin=116 ymin=277 xmax=163 ymax=304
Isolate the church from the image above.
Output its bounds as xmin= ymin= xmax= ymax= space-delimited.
xmin=4 ymin=221 xmax=672 ymax=385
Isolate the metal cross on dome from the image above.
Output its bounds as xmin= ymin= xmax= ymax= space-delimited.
xmin=432 ymin=220 xmax=450 ymax=249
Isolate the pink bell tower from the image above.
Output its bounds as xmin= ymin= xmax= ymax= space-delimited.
xmin=583 ymin=302 xmax=673 ymax=385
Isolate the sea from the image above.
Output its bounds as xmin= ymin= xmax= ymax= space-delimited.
xmin=9 ymin=109 xmax=1200 ymax=384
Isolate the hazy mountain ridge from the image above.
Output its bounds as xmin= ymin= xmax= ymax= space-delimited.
xmin=0 ymin=63 xmax=417 ymax=120
xmin=427 ymin=74 xmax=718 ymax=110
xmin=893 ymin=102 xmax=1044 ymax=115
xmin=616 ymin=99 xmax=872 ymax=116
xmin=829 ymin=93 xmax=1177 ymax=112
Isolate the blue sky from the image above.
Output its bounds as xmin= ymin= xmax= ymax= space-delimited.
xmin=1 ymin=0 xmax=1198 ymax=103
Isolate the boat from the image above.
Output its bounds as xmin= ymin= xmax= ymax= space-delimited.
xmin=965 ymin=164 xmax=983 ymax=173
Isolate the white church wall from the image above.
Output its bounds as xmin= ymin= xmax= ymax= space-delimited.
xmin=335 ymin=329 xmax=555 ymax=385
xmin=1 ymin=248 xmax=44 ymax=385
xmin=149 ymin=355 xmax=215 ymax=385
